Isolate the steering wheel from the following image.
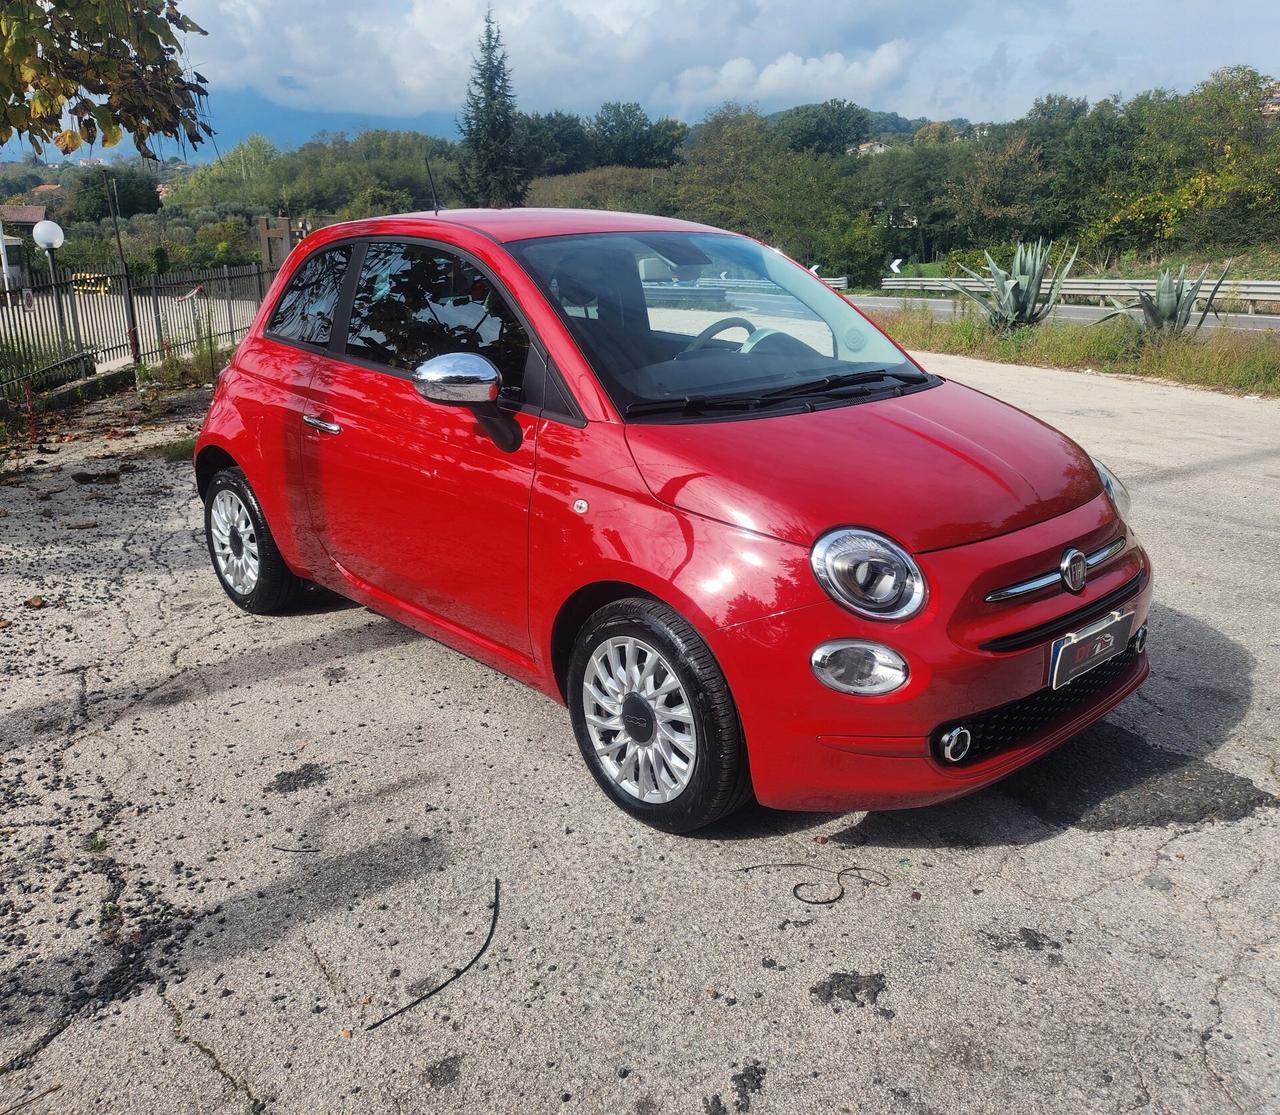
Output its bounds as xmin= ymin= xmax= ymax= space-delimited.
xmin=685 ymin=317 xmax=760 ymax=352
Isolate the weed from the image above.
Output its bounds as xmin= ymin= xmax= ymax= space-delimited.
xmin=149 ymin=435 xmax=198 ymax=463
xmin=874 ymin=304 xmax=1279 ymax=395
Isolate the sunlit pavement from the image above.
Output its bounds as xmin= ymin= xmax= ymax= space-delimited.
xmin=1 ymin=362 xmax=1276 ymax=1114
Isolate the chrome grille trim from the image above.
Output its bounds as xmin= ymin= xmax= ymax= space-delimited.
xmin=984 ymin=538 xmax=1126 ymax=603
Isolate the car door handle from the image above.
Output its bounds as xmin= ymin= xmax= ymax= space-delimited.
xmin=303 ymin=414 xmax=342 ymax=435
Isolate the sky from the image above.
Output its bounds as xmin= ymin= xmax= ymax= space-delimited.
xmin=9 ymin=0 xmax=1279 ymax=160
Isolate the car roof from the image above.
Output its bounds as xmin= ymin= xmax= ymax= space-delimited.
xmin=357 ymin=208 xmax=726 ymax=244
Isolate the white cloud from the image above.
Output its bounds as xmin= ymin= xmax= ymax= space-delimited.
xmin=656 ymin=42 xmax=912 ymax=113
xmin=179 ymin=0 xmax=1275 ymax=126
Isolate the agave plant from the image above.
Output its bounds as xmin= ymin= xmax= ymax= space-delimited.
xmin=1096 ymin=263 xmax=1231 ymax=333
xmin=946 ymin=239 xmax=1079 ymax=330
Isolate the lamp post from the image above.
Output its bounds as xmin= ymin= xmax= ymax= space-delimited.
xmin=32 ymin=219 xmax=69 ymax=345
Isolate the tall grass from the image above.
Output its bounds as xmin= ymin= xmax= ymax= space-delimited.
xmin=137 ymin=340 xmax=233 ymax=389
xmin=872 ymin=305 xmax=1280 ymax=396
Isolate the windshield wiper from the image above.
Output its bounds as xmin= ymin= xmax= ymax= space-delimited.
xmin=755 ymin=368 xmax=924 ymax=400
xmin=624 ymin=368 xmax=930 ymax=418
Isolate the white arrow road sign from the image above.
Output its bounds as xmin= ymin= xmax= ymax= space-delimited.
xmin=890 ymin=258 xmax=903 ymax=273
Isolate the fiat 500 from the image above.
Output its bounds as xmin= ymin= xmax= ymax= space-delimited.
xmin=194 ymin=208 xmax=1151 ymax=831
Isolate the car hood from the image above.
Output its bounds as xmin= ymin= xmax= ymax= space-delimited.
xmin=623 ymin=380 xmax=1102 ymax=552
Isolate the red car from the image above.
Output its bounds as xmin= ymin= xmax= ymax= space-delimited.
xmin=195 ymin=209 xmax=1151 ymax=831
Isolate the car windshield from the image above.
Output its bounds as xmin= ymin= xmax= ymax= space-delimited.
xmin=506 ymin=231 xmax=933 ymax=421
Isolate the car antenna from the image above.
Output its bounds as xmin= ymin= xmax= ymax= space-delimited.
xmin=425 ymin=148 xmax=442 ymax=214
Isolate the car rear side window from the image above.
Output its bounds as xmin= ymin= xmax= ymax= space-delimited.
xmin=267 ymin=244 xmax=351 ymax=346
xmin=345 ymin=241 xmax=531 ymax=401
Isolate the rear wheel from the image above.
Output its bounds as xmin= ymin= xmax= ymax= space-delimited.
xmin=204 ymin=467 xmax=305 ymax=614
xmin=568 ymin=598 xmax=752 ymax=832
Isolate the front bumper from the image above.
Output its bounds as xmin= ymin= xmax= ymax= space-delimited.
xmin=713 ymin=496 xmax=1153 ymax=812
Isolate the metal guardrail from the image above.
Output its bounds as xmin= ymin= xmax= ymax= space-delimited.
xmin=881 ymin=276 xmax=1280 ymax=313
xmin=642 ymin=276 xmax=849 ymax=303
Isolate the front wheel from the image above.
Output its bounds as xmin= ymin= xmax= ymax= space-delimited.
xmin=567 ymin=598 xmax=752 ymax=832
xmin=204 ymin=467 xmax=305 ymax=614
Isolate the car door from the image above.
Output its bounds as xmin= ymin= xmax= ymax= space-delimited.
xmin=300 ymin=238 xmax=541 ymax=654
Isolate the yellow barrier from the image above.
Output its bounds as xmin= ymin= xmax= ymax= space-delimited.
xmin=71 ymin=272 xmax=111 ymax=296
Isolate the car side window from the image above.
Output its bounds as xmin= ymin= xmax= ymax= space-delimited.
xmin=345 ymin=241 xmax=531 ymax=402
xmin=267 ymin=244 xmax=351 ymax=345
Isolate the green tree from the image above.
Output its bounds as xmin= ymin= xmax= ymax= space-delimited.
xmin=589 ymin=102 xmax=688 ymax=167
xmin=645 ymin=116 xmax=690 ymax=167
xmin=528 ymin=165 xmax=675 ymax=213
xmin=519 ymin=111 xmax=593 ymax=177
xmin=946 ymin=133 xmax=1049 ymax=242
xmin=193 ymin=215 xmax=253 ymax=264
xmin=912 ymin=121 xmax=954 ymax=147
xmin=0 ymin=0 xmax=212 ymax=157
xmin=675 ymin=104 xmax=845 ymax=267
xmin=824 ymin=212 xmax=885 ymax=286
xmin=773 ymin=99 xmax=870 ymax=156
xmin=66 ymin=163 xmax=161 ymax=221
xmin=336 ymin=185 xmax=414 ymax=221
xmin=455 ymin=10 xmax=528 ymax=207
xmin=166 ymin=135 xmax=282 ymax=209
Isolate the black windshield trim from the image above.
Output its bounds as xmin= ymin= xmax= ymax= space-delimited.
xmin=623 ymin=374 xmax=941 ymax=424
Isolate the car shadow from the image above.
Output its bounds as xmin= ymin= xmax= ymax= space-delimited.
xmin=732 ymin=601 xmax=1270 ymax=848
xmin=282 ymin=582 xmax=361 ymax=615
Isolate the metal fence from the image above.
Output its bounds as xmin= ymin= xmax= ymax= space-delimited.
xmin=0 ymin=263 xmax=277 ymax=398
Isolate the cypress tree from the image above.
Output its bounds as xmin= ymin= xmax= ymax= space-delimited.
xmin=456 ymin=10 xmax=529 ymax=207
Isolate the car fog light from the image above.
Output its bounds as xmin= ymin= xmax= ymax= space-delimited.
xmin=1133 ymin=624 xmax=1148 ymax=654
xmin=811 ymin=640 xmax=908 ymax=695
xmin=939 ymin=726 xmax=972 ymax=763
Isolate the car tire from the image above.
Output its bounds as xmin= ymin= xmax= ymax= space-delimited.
xmin=204 ymin=467 xmax=305 ymax=614
xmin=567 ymin=597 xmax=752 ymax=832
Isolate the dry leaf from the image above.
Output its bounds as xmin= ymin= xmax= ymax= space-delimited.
xmin=23 ymin=596 xmax=43 ymax=609
xmin=0 ymin=619 xmax=11 ymax=630
xmin=340 ymin=1027 xmax=353 ymax=1039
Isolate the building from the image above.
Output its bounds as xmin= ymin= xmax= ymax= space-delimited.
xmin=0 ymin=203 xmax=46 ymax=230
xmin=853 ymin=141 xmax=890 ymax=157
xmin=1262 ymin=83 xmax=1280 ymax=120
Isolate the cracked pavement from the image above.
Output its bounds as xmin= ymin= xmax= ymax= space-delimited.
xmin=1 ymin=356 xmax=1277 ymax=1114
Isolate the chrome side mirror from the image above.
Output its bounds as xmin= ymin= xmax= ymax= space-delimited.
xmin=412 ymin=352 xmax=501 ymax=405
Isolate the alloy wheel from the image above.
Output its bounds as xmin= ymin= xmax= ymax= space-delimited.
xmin=209 ymin=488 xmax=260 ymax=595
xmin=581 ymin=636 xmax=698 ymax=804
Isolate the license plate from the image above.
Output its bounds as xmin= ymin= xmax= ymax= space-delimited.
xmin=1049 ymin=610 xmax=1134 ymax=690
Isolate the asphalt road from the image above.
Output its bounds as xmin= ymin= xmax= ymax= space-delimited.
xmin=850 ymin=293 xmax=1280 ymax=332
xmin=1 ymin=358 xmax=1277 ymax=1114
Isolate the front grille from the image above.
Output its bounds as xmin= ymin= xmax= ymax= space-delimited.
xmin=980 ymin=571 xmax=1146 ymax=653
xmin=932 ymin=642 xmax=1141 ymax=767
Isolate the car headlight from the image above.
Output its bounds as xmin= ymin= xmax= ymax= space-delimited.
xmin=810 ymin=528 xmax=926 ymax=620
xmin=1092 ymin=458 xmax=1131 ymax=519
